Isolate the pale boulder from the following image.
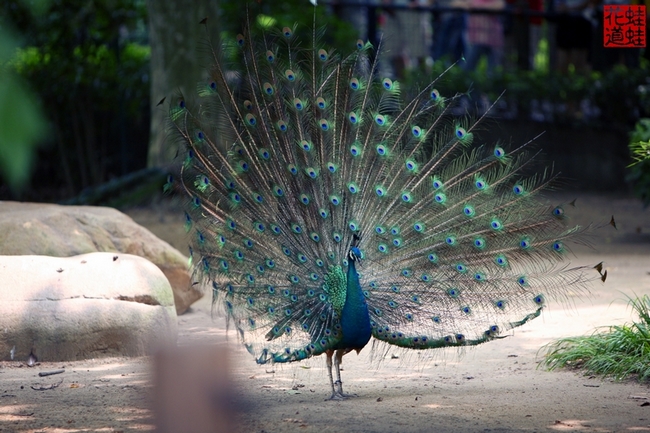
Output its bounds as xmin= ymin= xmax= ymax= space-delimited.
xmin=0 ymin=253 xmax=177 ymax=362
xmin=0 ymin=201 xmax=201 ymax=314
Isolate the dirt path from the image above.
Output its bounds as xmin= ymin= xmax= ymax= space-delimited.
xmin=0 ymin=193 xmax=648 ymax=433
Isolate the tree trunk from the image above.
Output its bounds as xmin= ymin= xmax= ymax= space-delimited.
xmin=146 ymin=0 xmax=221 ymax=168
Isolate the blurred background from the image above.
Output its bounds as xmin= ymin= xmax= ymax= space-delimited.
xmin=1 ymin=0 xmax=649 ymax=207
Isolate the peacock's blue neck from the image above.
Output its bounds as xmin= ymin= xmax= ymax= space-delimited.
xmin=335 ymin=259 xmax=372 ymax=350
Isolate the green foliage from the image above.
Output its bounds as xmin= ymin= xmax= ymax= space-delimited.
xmin=629 ymin=139 xmax=650 ymax=165
xmin=219 ymin=1 xmax=358 ymax=55
xmin=540 ymin=294 xmax=650 ymax=382
xmin=1 ymin=0 xmax=150 ymax=199
xmin=627 ymin=119 xmax=650 ymax=206
xmin=0 ymin=0 xmax=49 ymax=191
xmin=407 ymin=54 xmax=649 ymax=128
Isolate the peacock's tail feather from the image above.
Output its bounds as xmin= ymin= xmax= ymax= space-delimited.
xmin=169 ymin=11 xmax=598 ymax=366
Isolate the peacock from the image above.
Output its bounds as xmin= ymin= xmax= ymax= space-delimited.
xmin=167 ymin=9 xmax=603 ymax=400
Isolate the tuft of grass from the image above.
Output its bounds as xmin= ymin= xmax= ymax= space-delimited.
xmin=540 ymin=294 xmax=650 ymax=382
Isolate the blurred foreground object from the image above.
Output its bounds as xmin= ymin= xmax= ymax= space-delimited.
xmin=154 ymin=345 xmax=233 ymax=433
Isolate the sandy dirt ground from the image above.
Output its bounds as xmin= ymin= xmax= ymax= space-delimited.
xmin=0 ymin=192 xmax=649 ymax=433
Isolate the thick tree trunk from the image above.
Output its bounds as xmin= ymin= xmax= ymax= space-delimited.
xmin=146 ymin=0 xmax=221 ymax=168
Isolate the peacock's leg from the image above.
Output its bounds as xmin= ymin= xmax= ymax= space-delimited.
xmin=325 ymin=350 xmax=339 ymax=400
xmin=332 ymin=349 xmax=357 ymax=399
xmin=325 ymin=349 xmax=353 ymax=400
xmin=333 ymin=349 xmax=344 ymax=395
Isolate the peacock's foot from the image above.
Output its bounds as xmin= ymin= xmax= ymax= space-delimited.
xmin=325 ymin=391 xmax=357 ymax=401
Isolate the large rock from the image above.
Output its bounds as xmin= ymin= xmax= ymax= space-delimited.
xmin=0 ymin=201 xmax=201 ymax=314
xmin=0 ymin=253 xmax=178 ymax=361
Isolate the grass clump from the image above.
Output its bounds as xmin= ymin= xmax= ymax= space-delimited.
xmin=540 ymin=294 xmax=650 ymax=382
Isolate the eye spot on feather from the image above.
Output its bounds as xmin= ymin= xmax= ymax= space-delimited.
xmin=245 ymin=113 xmax=256 ymax=126
xmin=405 ymin=159 xmax=418 ymax=172
xmin=284 ymin=69 xmax=296 ymax=81
xmin=473 ymin=238 xmax=486 ymax=249
xmin=304 ymin=166 xmax=318 ymax=178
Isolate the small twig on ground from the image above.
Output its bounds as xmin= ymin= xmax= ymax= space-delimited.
xmin=38 ymin=369 xmax=65 ymax=377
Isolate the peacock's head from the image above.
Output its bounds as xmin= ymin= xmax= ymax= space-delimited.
xmin=348 ymin=246 xmax=362 ymax=263
xmin=348 ymin=233 xmax=362 ymax=263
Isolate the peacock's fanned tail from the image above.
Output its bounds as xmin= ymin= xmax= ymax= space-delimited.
xmin=169 ymin=15 xmax=597 ymax=365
